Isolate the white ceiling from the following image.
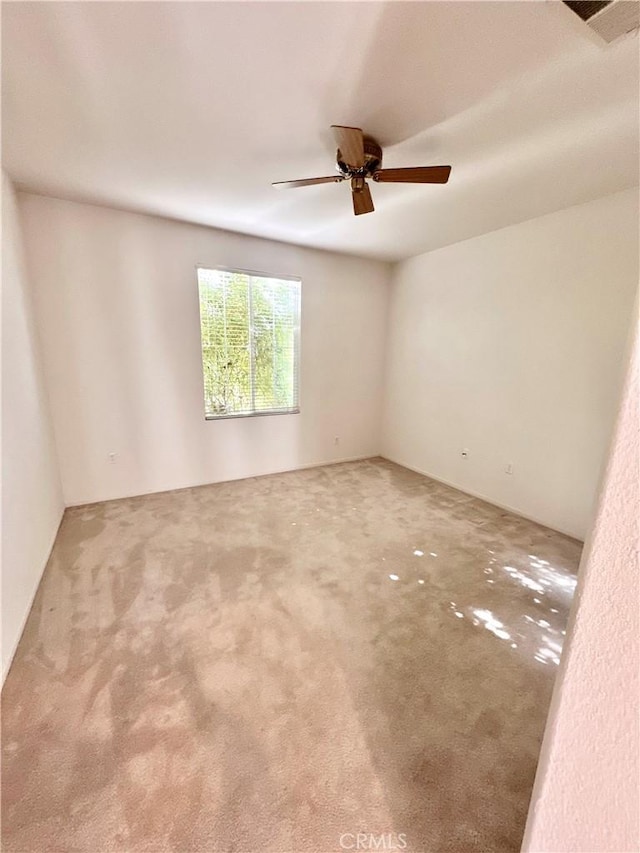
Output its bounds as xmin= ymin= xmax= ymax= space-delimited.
xmin=2 ymin=1 xmax=638 ymax=262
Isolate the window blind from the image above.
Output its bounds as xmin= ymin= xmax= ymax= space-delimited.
xmin=197 ymin=267 xmax=301 ymax=419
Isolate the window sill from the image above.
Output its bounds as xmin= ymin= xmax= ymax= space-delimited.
xmin=205 ymin=408 xmax=300 ymax=422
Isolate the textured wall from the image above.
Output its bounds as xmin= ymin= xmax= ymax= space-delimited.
xmin=523 ymin=307 xmax=639 ymax=851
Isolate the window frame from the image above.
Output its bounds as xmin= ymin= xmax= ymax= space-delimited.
xmin=196 ymin=264 xmax=301 ymax=421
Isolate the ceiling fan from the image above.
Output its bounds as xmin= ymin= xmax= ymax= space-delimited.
xmin=272 ymin=125 xmax=451 ymax=216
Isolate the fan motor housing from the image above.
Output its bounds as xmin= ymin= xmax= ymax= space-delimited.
xmin=336 ymin=136 xmax=382 ymax=177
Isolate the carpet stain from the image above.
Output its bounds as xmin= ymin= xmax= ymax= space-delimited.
xmin=1 ymin=458 xmax=581 ymax=852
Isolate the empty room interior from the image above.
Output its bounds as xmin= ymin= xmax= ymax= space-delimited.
xmin=1 ymin=2 xmax=639 ymax=852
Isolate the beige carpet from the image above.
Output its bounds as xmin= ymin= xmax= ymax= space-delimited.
xmin=1 ymin=458 xmax=581 ymax=853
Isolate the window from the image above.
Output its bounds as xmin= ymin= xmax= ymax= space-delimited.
xmin=197 ymin=267 xmax=300 ymax=419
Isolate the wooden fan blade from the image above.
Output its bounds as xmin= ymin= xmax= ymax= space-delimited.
xmin=331 ymin=125 xmax=364 ymax=168
xmin=372 ymin=166 xmax=451 ymax=184
xmin=352 ymin=183 xmax=374 ymax=216
xmin=272 ymin=176 xmax=344 ymax=189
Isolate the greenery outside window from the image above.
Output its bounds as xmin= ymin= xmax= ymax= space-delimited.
xmin=197 ymin=267 xmax=301 ymax=419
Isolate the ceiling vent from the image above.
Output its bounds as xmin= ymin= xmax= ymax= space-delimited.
xmin=563 ymin=0 xmax=640 ymax=42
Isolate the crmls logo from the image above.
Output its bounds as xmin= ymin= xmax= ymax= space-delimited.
xmin=339 ymin=833 xmax=408 ymax=850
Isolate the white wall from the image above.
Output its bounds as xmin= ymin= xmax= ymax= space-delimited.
xmin=382 ymin=188 xmax=638 ymax=540
xmin=523 ymin=304 xmax=639 ymax=852
xmin=1 ymin=174 xmax=64 ymax=681
xmin=18 ymin=193 xmax=390 ymax=506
